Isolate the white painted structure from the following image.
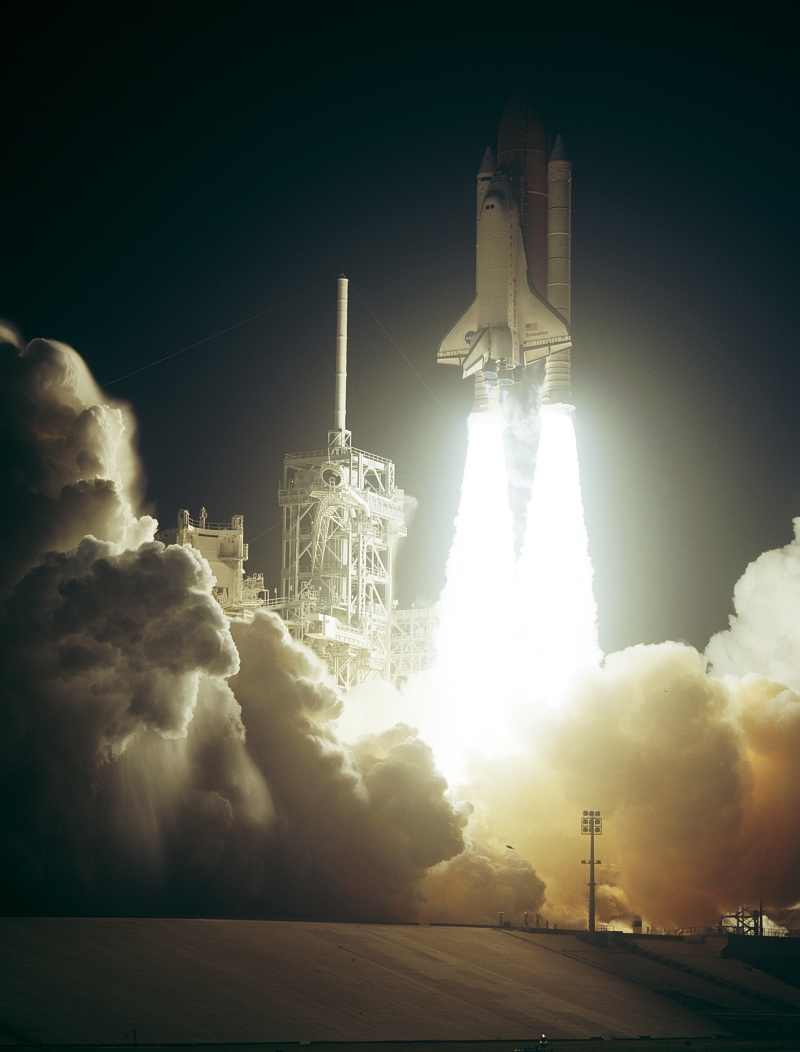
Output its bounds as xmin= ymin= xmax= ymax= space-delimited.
xmin=266 ymin=277 xmax=436 ymax=689
xmin=156 ymin=508 xmax=265 ymax=619
xmin=270 ymin=440 xmax=407 ymax=688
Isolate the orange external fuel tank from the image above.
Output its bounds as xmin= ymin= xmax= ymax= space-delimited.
xmin=496 ymin=93 xmax=551 ymax=298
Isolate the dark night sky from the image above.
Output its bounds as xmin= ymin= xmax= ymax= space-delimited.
xmin=2 ymin=2 xmax=797 ymax=654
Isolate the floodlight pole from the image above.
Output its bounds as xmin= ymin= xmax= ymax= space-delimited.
xmin=589 ymin=824 xmax=597 ymax=934
xmin=589 ymin=825 xmax=596 ymax=933
xmin=581 ymin=809 xmax=602 ymax=934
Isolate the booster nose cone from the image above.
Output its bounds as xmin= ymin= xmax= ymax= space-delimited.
xmin=549 ymin=133 xmax=567 ymax=162
xmin=478 ymin=146 xmax=496 ymax=177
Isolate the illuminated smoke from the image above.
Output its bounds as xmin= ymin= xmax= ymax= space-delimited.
xmin=414 ymin=396 xmax=800 ymax=932
xmin=706 ymin=518 xmax=800 ymax=690
xmin=0 ymin=333 xmax=467 ymax=919
xmin=516 ymin=405 xmax=602 ymax=702
xmin=422 ymin=837 xmax=546 ymax=925
xmin=0 ymin=335 xmax=153 ymax=597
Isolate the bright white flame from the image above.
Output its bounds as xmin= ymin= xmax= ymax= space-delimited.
xmin=517 ymin=405 xmax=603 ymax=702
xmin=397 ymin=402 xmax=602 ymax=785
xmin=429 ymin=411 xmax=518 ymax=781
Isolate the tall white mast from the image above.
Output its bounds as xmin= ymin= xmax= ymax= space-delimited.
xmin=331 ymin=275 xmax=350 ymax=448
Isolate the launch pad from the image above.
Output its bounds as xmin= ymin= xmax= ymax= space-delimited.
xmin=4 ymin=917 xmax=800 ymax=1044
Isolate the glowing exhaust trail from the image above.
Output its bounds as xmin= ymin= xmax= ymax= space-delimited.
xmin=517 ymin=405 xmax=602 ymax=702
xmin=421 ymin=402 xmax=602 ymax=784
xmin=431 ymin=410 xmax=517 ymax=781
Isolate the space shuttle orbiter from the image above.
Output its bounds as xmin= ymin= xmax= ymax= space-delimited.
xmin=438 ymin=94 xmax=573 ymax=411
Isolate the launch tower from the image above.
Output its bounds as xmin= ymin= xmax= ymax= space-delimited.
xmin=158 ymin=278 xmax=433 ymax=688
xmin=269 ymin=277 xmax=431 ymax=689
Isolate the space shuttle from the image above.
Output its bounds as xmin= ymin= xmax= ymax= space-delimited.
xmin=438 ymin=94 xmax=573 ymax=411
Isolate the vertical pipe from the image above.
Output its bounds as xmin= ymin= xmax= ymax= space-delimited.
xmin=385 ymin=530 xmax=394 ymax=674
xmin=334 ymin=275 xmax=348 ymax=442
xmin=589 ymin=827 xmax=596 ymax=933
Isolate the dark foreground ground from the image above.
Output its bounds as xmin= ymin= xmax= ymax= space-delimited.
xmin=4 ymin=1041 xmax=800 ymax=1052
xmin=3 ymin=920 xmax=800 ymax=1047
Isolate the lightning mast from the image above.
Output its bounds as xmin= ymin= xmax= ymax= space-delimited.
xmin=332 ymin=276 xmax=350 ymax=449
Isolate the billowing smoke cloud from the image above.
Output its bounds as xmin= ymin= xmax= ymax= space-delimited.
xmin=0 ymin=334 xmax=151 ymax=595
xmin=433 ymin=614 xmax=800 ymax=929
xmin=343 ymin=421 xmax=800 ymax=933
xmin=225 ymin=616 xmax=468 ymax=919
xmin=1 ymin=538 xmax=242 ymax=911
xmin=0 ymin=332 xmax=468 ymax=919
xmin=422 ymin=839 xmax=546 ymax=926
xmin=706 ymin=519 xmax=800 ymax=690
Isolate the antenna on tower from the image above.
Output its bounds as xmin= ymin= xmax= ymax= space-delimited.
xmin=329 ymin=275 xmax=351 ymax=449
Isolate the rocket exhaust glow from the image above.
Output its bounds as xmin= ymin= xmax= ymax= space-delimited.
xmin=431 ymin=410 xmax=518 ymax=781
xmin=517 ymin=404 xmax=602 ymax=701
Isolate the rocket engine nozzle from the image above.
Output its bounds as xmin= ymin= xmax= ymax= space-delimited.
xmin=541 ymin=346 xmax=572 ymax=407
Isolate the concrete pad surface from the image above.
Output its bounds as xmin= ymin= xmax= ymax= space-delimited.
xmin=0 ymin=919 xmax=738 ymax=1044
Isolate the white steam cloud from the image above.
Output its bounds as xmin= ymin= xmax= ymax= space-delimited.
xmin=0 ymin=333 xmax=467 ymax=919
xmin=706 ymin=518 xmax=800 ymax=689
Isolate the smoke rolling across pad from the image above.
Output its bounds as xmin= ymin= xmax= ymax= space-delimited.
xmin=400 ymin=401 xmax=800 ymax=932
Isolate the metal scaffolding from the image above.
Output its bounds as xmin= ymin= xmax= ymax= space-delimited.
xmin=271 ymin=439 xmax=407 ymax=689
xmin=390 ymin=606 xmax=436 ymax=681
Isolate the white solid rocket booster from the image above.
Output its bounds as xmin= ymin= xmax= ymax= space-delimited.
xmin=543 ymin=134 xmax=572 ymax=404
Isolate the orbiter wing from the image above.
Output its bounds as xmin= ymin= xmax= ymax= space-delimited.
xmin=437 ymin=297 xmax=478 ymax=367
xmin=516 ymin=275 xmax=572 ymax=365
